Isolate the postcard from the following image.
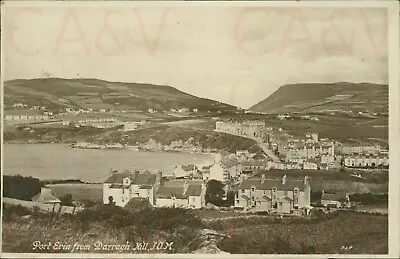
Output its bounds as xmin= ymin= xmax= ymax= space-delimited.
xmin=1 ymin=1 xmax=399 ymax=258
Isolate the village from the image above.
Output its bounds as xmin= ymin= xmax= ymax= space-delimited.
xmin=4 ymin=102 xmax=388 ymax=217
xmin=94 ymin=119 xmax=387 ymax=215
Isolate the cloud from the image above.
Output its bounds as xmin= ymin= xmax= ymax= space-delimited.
xmin=3 ymin=5 xmax=390 ymax=108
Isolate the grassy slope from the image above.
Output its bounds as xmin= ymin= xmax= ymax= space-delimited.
xmin=49 ymin=184 xmax=103 ymax=202
xmin=2 ymin=204 xmax=387 ymax=254
xmin=250 ymin=82 xmax=388 ymax=114
xmin=214 ymin=211 xmax=388 ymax=254
xmin=98 ymin=125 xmax=263 ymax=153
xmin=264 ymin=115 xmax=388 ymax=144
xmin=4 ymin=78 xmax=237 ymax=112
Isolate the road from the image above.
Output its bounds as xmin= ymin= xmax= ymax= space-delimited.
xmin=255 ymin=139 xmax=281 ymax=162
xmin=215 ymin=129 xmax=281 ymax=162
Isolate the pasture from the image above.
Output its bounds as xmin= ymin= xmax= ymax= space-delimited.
xmin=49 ymin=183 xmax=103 ymax=202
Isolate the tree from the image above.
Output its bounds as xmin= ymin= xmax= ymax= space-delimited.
xmin=60 ymin=193 xmax=74 ymax=206
xmin=224 ymin=190 xmax=236 ymax=207
xmin=3 ymin=175 xmax=44 ymax=201
xmin=205 ymin=180 xmax=225 ymax=206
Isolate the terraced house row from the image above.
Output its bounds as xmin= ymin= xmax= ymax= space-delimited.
xmin=103 ymin=170 xmax=206 ymax=209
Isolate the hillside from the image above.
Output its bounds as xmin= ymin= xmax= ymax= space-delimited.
xmin=249 ymin=82 xmax=388 ymax=114
xmin=4 ymin=78 xmax=237 ymax=113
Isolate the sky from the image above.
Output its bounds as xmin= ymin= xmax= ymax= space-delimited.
xmin=3 ymin=4 xmax=391 ymax=108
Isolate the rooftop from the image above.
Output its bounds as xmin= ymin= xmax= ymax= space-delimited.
xmin=104 ymin=171 xmax=157 ymax=186
xmin=156 ymin=182 xmax=203 ymax=199
xmin=321 ymin=192 xmax=347 ymax=201
xmin=239 ymin=178 xmax=306 ymax=191
xmin=31 ymin=187 xmax=61 ymax=204
xmin=5 ymin=109 xmax=44 ymax=116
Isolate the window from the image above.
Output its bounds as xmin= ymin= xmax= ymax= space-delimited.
xmin=251 ymin=187 xmax=255 ymax=192
xmin=241 ymin=189 xmax=245 ymax=193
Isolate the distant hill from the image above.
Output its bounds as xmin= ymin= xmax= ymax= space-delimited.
xmin=4 ymin=78 xmax=237 ymax=113
xmin=249 ymin=82 xmax=388 ymax=114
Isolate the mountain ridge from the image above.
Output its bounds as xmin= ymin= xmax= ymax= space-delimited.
xmin=4 ymin=77 xmax=237 ymax=113
xmin=249 ymin=82 xmax=388 ymax=114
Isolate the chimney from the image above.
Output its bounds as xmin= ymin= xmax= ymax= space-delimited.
xmin=261 ymin=174 xmax=265 ymax=183
xmin=184 ymin=180 xmax=189 ymax=193
xmin=41 ymin=187 xmax=50 ymax=194
xmin=304 ymin=175 xmax=309 ymax=185
xmin=281 ymin=175 xmax=287 ymax=184
xmin=156 ymin=171 xmax=163 ymax=186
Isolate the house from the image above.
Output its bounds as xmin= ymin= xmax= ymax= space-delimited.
xmin=321 ymin=191 xmax=350 ymax=208
xmin=235 ymin=175 xmax=311 ymax=214
xmin=319 ymin=163 xmax=329 ymax=170
xmin=241 ymin=160 xmax=268 ymax=173
xmin=173 ymin=164 xmax=201 ymax=179
xmin=209 ymin=163 xmax=226 ymax=182
xmin=208 ymin=159 xmax=241 ymax=183
xmin=103 ymin=170 xmax=162 ymax=207
xmin=155 ymin=180 xmax=206 ymax=209
xmin=201 ymin=165 xmax=212 ymax=181
xmin=178 ymin=107 xmax=189 ymax=113
xmin=344 ymin=155 xmax=389 ymax=168
xmin=337 ymin=143 xmax=381 ymax=155
xmin=5 ymin=109 xmax=49 ymax=121
xmin=321 ymin=155 xmax=335 ymax=164
xmin=236 ymin=150 xmax=251 ymax=157
xmin=32 ymin=187 xmax=62 ymax=205
xmin=303 ymin=159 xmax=318 ymax=170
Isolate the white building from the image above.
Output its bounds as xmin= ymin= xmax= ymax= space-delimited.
xmin=235 ymin=175 xmax=311 ymax=214
xmin=173 ymin=164 xmax=202 ymax=179
xmin=103 ymin=171 xmax=161 ymax=207
xmin=5 ymin=109 xmax=50 ymax=121
xmin=344 ymin=155 xmax=389 ymax=168
xmin=321 ymin=191 xmax=350 ymax=208
xmin=155 ymin=180 xmax=206 ymax=209
xmin=337 ymin=144 xmax=381 ymax=155
xmin=303 ymin=160 xmax=318 ymax=170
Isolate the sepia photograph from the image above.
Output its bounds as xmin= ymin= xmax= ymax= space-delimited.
xmin=1 ymin=1 xmax=399 ymax=257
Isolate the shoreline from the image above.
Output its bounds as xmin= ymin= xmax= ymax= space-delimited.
xmin=4 ymin=142 xmax=222 ymax=157
xmin=4 ymin=143 xmax=220 ymax=183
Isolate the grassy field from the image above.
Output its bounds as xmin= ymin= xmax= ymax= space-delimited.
xmin=214 ymin=211 xmax=388 ymax=254
xmin=263 ymin=116 xmax=388 ymax=143
xmin=49 ymin=184 xmax=103 ymax=202
xmin=2 ymin=204 xmax=387 ymax=254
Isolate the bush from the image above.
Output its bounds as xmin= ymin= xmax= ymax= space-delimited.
xmin=60 ymin=193 xmax=74 ymax=206
xmin=124 ymin=198 xmax=152 ymax=213
xmin=349 ymin=193 xmax=388 ymax=205
xmin=3 ymin=204 xmax=32 ymax=221
xmin=3 ymin=175 xmax=44 ymax=201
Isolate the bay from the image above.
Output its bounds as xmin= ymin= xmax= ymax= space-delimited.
xmin=3 ymin=144 xmax=215 ymax=182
